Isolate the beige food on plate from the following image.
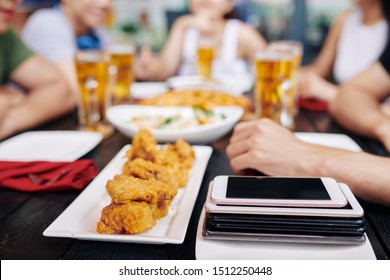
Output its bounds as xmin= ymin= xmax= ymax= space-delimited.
xmin=96 ymin=128 xmax=195 ymax=235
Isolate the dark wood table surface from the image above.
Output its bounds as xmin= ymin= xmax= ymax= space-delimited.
xmin=1 ymin=109 xmax=389 ymax=260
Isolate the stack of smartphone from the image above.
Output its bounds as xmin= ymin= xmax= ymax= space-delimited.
xmin=203 ymin=176 xmax=366 ymax=245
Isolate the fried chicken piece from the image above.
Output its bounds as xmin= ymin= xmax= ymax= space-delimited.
xmin=152 ymin=149 xmax=190 ymax=187
xmin=106 ymin=174 xmax=177 ymax=204
xmin=96 ymin=202 xmax=157 ymax=234
xmin=155 ymin=199 xmax=172 ymax=219
xmin=123 ymin=158 xmax=180 ymax=190
xmin=126 ymin=128 xmax=157 ymax=161
xmin=167 ymin=139 xmax=196 ymax=169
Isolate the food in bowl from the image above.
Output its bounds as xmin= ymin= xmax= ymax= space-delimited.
xmin=139 ymin=89 xmax=252 ymax=113
xmin=128 ymin=107 xmax=227 ymax=130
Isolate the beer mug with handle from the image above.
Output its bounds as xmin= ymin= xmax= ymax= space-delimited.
xmin=254 ymin=49 xmax=294 ymax=129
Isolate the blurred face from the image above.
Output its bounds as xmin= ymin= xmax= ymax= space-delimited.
xmin=63 ymin=0 xmax=112 ymax=30
xmin=0 ymin=0 xmax=20 ymax=33
xmin=189 ymin=0 xmax=234 ymax=19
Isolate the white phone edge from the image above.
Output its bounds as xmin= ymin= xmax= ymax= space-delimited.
xmin=206 ymin=181 xmax=364 ymax=218
xmin=210 ymin=175 xmax=348 ymax=208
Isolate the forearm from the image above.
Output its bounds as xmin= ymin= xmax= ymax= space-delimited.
xmin=0 ymin=87 xmax=26 ymax=131
xmin=331 ymin=86 xmax=390 ymax=140
xmin=314 ymin=148 xmax=390 ymax=205
xmin=2 ymin=81 xmax=75 ymax=137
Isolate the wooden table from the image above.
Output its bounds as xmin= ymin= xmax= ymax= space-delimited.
xmin=1 ymin=109 xmax=389 ymax=260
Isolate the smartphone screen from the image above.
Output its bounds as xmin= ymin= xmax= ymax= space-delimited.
xmin=226 ymin=177 xmax=331 ymax=200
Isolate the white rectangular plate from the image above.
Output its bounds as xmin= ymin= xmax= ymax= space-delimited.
xmin=43 ymin=145 xmax=212 ymax=244
xmin=295 ymin=132 xmax=362 ymax=152
xmin=0 ymin=131 xmax=103 ymax=161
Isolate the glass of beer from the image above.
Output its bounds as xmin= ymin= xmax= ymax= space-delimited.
xmin=254 ymin=49 xmax=294 ymax=128
xmin=75 ymin=50 xmax=113 ymax=138
xmin=107 ymin=44 xmax=135 ymax=106
xmin=268 ymin=40 xmax=303 ymax=117
xmin=197 ymin=37 xmax=215 ymax=80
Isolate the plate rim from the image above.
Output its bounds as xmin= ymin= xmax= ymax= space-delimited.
xmin=0 ymin=130 xmax=103 ymax=161
xmin=106 ymin=105 xmax=243 ymax=137
xmin=294 ymin=132 xmax=362 ymax=152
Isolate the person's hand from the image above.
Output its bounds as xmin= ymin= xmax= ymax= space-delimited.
xmin=375 ymin=119 xmax=390 ymax=153
xmin=134 ymin=47 xmax=159 ymax=81
xmin=0 ymin=87 xmax=27 ymax=140
xmin=381 ymin=98 xmax=390 ymax=117
xmin=0 ymin=87 xmax=25 ymax=122
xmin=298 ymin=70 xmax=338 ymax=102
xmin=226 ymin=119 xmax=318 ymax=176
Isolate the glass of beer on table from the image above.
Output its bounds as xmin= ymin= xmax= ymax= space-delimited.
xmin=107 ymin=43 xmax=135 ymax=105
xmin=197 ymin=37 xmax=215 ymax=80
xmin=75 ymin=50 xmax=113 ymax=138
xmin=254 ymin=49 xmax=295 ymax=128
xmin=268 ymin=40 xmax=303 ymax=117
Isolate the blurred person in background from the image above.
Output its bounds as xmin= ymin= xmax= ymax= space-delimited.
xmin=21 ymin=0 xmax=113 ymax=97
xmin=226 ymin=0 xmax=390 ymax=206
xmin=135 ymin=0 xmax=267 ymax=81
xmin=0 ymin=0 xmax=74 ymax=140
xmin=298 ymin=0 xmax=388 ymax=104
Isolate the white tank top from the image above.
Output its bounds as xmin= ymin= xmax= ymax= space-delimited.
xmin=333 ymin=8 xmax=388 ymax=84
xmin=178 ymin=19 xmax=248 ymax=76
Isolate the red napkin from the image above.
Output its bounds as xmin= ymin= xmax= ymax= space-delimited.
xmin=0 ymin=159 xmax=98 ymax=192
xmin=298 ymin=97 xmax=328 ymax=111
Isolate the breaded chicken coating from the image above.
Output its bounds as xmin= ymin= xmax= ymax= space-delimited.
xmin=96 ymin=202 xmax=157 ymax=234
xmin=106 ymin=175 xmax=177 ymax=204
xmin=123 ymin=158 xmax=180 ymax=190
xmin=126 ymin=128 xmax=157 ymax=161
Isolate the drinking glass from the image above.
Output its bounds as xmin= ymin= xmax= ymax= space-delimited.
xmin=268 ymin=40 xmax=303 ymax=118
xmin=254 ymin=49 xmax=295 ymax=128
xmin=197 ymin=37 xmax=215 ymax=80
xmin=106 ymin=43 xmax=135 ymax=105
xmin=75 ymin=50 xmax=113 ymax=138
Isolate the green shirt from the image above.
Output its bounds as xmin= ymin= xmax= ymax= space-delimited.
xmin=0 ymin=28 xmax=33 ymax=84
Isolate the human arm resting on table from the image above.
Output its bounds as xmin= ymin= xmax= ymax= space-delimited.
xmin=226 ymin=119 xmax=390 ymax=206
xmin=330 ymin=62 xmax=390 ymax=152
xmin=0 ymin=55 xmax=76 ymax=140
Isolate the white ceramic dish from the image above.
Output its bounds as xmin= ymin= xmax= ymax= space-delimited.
xmin=0 ymin=131 xmax=103 ymax=162
xmin=295 ymin=132 xmax=362 ymax=152
xmin=131 ymin=82 xmax=167 ymax=100
xmin=44 ymin=145 xmax=212 ymax=244
xmin=106 ymin=105 xmax=243 ymax=144
xmin=195 ymin=207 xmax=376 ymax=260
xmin=166 ymin=74 xmax=253 ymax=96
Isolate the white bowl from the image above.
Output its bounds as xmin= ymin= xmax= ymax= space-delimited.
xmin=106 ymin=105 xmax=243 ymax=144
xmin=166 ymin=74 xmax=253 ymax=96
xmin=130 ymin=82 xmax=167 ymax=100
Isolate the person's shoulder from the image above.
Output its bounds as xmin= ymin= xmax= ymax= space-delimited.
xmin=24 ymin=8 xmax=69 ymax=30
xmin=0 ymin=28 xmax=22 ymax=49
xmin=332 ymin=8 xmax=354 ymax=28
xmin=237 ymin=20 xmax=263 ymax=39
